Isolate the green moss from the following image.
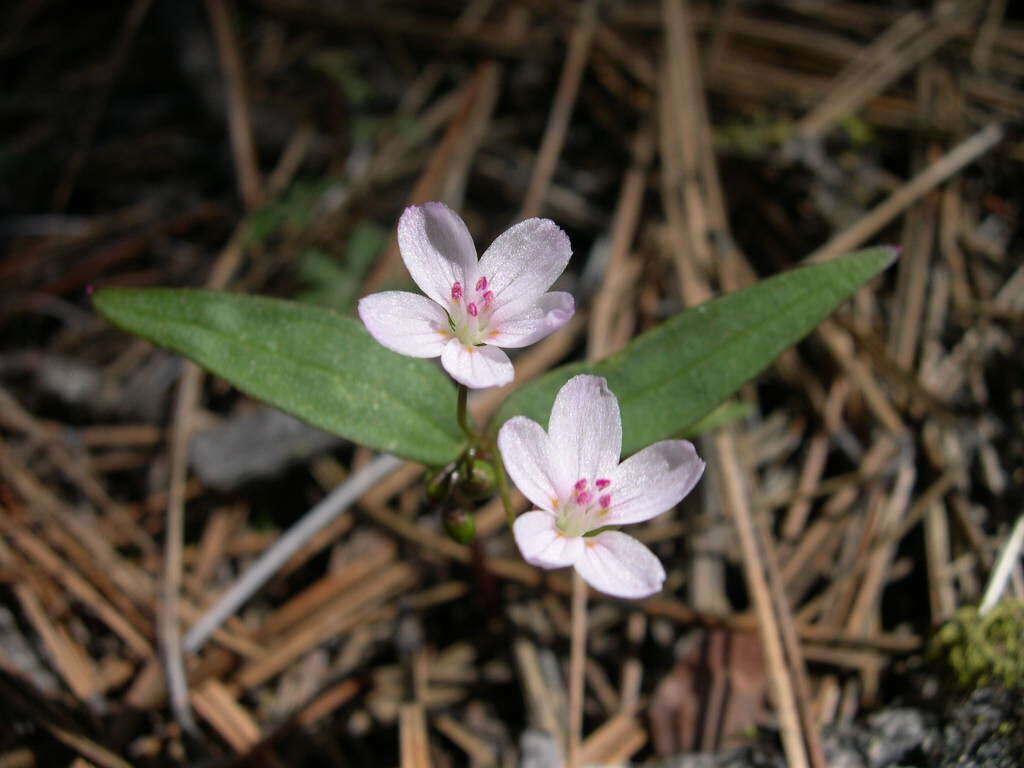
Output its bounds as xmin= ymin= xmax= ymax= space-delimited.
xmin=839 ymin=115 xmax=877 ymax=147
xmin=930 ymin=601 xmax=1024 ymax=690
xmin=712 ymin=118 xmax=794 ymax=159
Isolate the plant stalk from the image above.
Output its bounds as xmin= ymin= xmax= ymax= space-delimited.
xmin=456 ymin=384 xmax=473 ymax=439
xmin=568 ymin=569 xmax=588 ymax=768
xmin=489 ymin=434 xmax=516 ymax=526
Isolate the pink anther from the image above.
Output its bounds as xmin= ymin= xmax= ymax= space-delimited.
xmin=595 ymin=478 xmax=611 ymax=490
xmin=482 ymin=290 xmax=494 ymax=307
xmin=476 ymin=276 xmax=488 ymax=292
xmin=574 ymin=479 xmax=588 ymax=491
xmin=467 ymin=302 xmax=479 ymax=317
xmin=576 ymin=491 xmax=593 ymax=506
xmin=451 ymin=282 xmax=463 ymax=300
xmin=599 ymin=494 xmax=611 ymax=508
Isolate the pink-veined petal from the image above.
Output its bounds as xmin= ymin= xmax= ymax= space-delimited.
xmin=548 ymin=375 xmax=621 ymax=493
xmin=440 ymin=338 xmax=514 ymax=389
xmin=397 ymin=202 xmax=479 ymax=306
xmin=602 ymin=440 xmax=705 ymax=526
xmin=488 ymin=292 xmax=575 ymax=349
xmin=513 ymin=511 xmax=583 ymax=569
xmin=477 ymin=218 xmax=571 ymax=310
xmin=574 ymin=531 xmax=666 ymax=599
xmin=498 ymin=416 xmax=561 ymax=513
xmin=357 ymin=291 xmax=450 ymax=358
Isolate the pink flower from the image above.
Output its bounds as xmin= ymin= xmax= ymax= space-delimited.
xmin=358 ymin=202 xmax=575 ymax=389
xmin=498 ymin=375 xmax=705 ymax=599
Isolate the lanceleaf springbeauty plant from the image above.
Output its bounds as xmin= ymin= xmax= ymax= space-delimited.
xmin=93 ymin=201 xmax=897 ymax=600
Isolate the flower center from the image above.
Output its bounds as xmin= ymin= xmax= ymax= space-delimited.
xmin=556 ymin=477 xmax=613 ymax=537
xmin=448 ymin=277 xmax=496 ymax=345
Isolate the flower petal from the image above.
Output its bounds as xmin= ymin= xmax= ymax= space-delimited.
xmin=498 ymin=417 xmax=562 ymax=513
xmin=574 ymin=531 xmax=666 ymax=599
xmin=440 ymin=338 xmax=514 ymax=389
xmin=603 ymin=440 xmax=705 ymax=526
xmin=357 ymin=291 xmax=450 ymax=358
xmin=548 ymin=375 xmax=621 ymax=492
xmin=397 ymin=202 xmax=479 ymax=306
xmin=513 ymin=511 xmax=583 ymax=568
xmin=488 ymin=292 xmax=575 ymax=349
xmin=477 ymin=218 xmax=571 ymax=309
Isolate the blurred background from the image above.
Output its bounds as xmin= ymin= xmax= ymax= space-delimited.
xmin=0 ymin=1 xmax=1022 ymax=766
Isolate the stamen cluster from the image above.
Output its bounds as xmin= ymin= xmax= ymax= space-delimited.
xmin=556 ymin=477 xmax=613 ymax=537
xmin=448 ymin=276 xmax=497 ymax=345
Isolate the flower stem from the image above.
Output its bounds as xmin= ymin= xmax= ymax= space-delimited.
xmin=489 ymin=435 xmax=516 ymax=527
xmin=456 ymin=384 xmax=474 ymax=439
xmin=568 ymin=569 xmax=588 ymax=768
xmin=454 ymin=385 xmax=515 ymax=526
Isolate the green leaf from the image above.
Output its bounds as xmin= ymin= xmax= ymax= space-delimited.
xmin=681 ymin=400 xmax=755 ymax=437
xmin=94 ymin=289 xmax=464 ymax=466
xmin=496 ymin=247 xmax=897 ymax=455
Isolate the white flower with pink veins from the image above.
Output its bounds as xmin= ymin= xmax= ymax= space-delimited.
xmin=358 ymin=202 xmax=575 ymax=389
xmin=499 ymin=375 xmax=706 ymax=599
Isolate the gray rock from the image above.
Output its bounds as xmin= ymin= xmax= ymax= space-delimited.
xmin=864 ymin=708 xmax=928 ymax=767
xmin=189 ymin=406 xmax=343 ymax=490
xmin=655 ymin=755 xmax=722 ymax=768
xmin=519 ymin=729 xmax=561 ymax=768
xmin=624 ymin=690 xmax=1023 ymax=768
xmin=932 ymin=687 xmax=1024 ymax=768
xmin=0 ymin=606 xmax=60 ymax=694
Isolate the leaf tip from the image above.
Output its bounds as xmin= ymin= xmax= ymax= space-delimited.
xmin=849 ymin=244 xmax=901 ymax=275
xmin=882 ymin=243 xmax=902 ymax=264
xmin=91 ymin=286 xmax=137 ymax=326
xmin=90 ymin=286 xmax=115 ymax=317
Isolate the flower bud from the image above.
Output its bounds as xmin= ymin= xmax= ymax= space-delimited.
xmin=443 ymin=507 xmax=476 ymax=544
xmin=459 ymin=459 xmax=496 ymax=500
xmin=425 ymin=467 xmax=455 ymax=504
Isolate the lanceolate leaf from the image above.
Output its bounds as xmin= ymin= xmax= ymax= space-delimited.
xmin=94 ymin=289 xmax=464 ymax=466
xmin=497 ymin=247 xmax=897 ymax=455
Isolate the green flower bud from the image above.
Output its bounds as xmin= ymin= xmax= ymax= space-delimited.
xmin=459 ymin=459 xmax=496 ymax=500
xmin=443 ymin=507 xmax=476 ymax=544
xmin=425 ymin=466 xmax=455 ymax=504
